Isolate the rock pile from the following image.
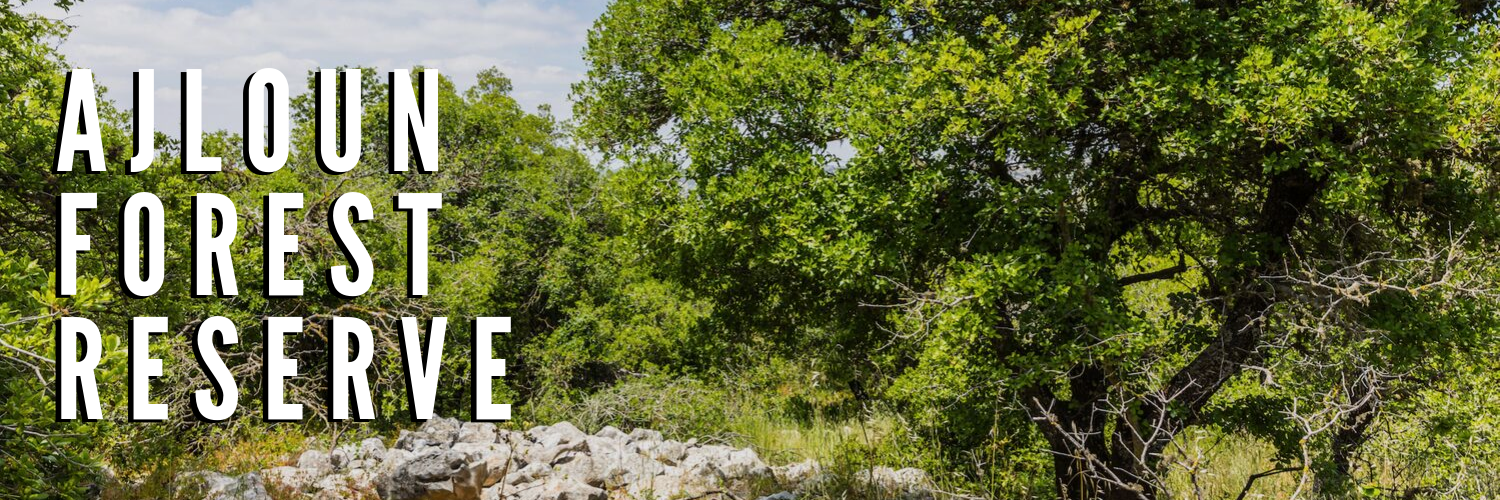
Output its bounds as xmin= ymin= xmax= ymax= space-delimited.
xmin=179 ymin=418 xmax=936 ymax=500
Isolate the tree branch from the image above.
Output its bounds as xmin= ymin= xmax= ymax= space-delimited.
xmin=1234 ymin=466 xmax=1299 ymax=500
xmin=1118 ymin=260 xmax=1187 ymax=287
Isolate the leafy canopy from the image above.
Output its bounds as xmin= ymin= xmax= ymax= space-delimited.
xmin=576 ymin=0 xmax=1500 ymax=496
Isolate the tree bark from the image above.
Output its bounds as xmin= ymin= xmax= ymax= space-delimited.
xmin=1035 ymin=166 xmax=1325 ymax=500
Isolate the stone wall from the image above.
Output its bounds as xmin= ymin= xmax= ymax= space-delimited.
xmin=177 ymin=417 xmax=937 ymax=500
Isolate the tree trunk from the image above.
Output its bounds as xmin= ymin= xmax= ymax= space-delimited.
xmin=1035 ymin=396 xmax=1159 ymax=500
xmin=1043 ymin=436 xmax=1159 ymax=500
xmin=1318 ymin=375 xmax=1380 ymax=494
xmin=1036 ymin=166 xmax=1326 ymax=500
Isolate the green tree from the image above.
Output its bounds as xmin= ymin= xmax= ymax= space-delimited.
xmin=576 ymin=0 xmax=1500 ymax=497
xmin=0 ymin=8 xmax=635 ymax=491
xmin=0 ymin=0 xmax=170 ymax=495
xmin=161 ymin=66 xmax=619 ymax=430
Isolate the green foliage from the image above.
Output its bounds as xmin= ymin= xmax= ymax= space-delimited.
xmin=0 ymin=1 xmax=143 ymax=496
xmin=577 ymin=0 xmax=1500 ymax=496
xmin=0 ymin=249 xmax=115 ymax=498
xmin=8 ymin=1 xmax=1500 ymax=499
xmin=0 ymin=2 xmax=703 ymax=494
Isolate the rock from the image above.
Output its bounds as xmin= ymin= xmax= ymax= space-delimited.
xmin=174 ymin=471 xmax=271 ymax=500
xmin=421 ymin=416 xmax=464 ymax=444
xmin=686 ymin=444 xmax=735 ymax=462
xmin=534 ymin=421 xmax=587 ymax=445
xmin=527 ymin=438 xmax=588 ymax=466
xmin=635 ymin=465 xmax=717 ymax=499
xmin=583 ymin=435 xmax=626 ymax=458
xmin=497 ymin=428 xmax=529 ymax=446
xmin=682 ymin=456 xmax=723 ymax=485
xmin=360 ymin=437 xmax=387 ymax=461
xmin=773 ymin=459 xmax=821 ymax=487
xmin=553 ymin=454 xmax=636 ymax=488
xmin=312 ymin=489 xmax=357 ymax=500
xmin=612 ymin=453 xmax=667 ymax=487
xmin=262 ymin=466 xmax=318 ymax=492
xmin=552 ymin=454 xmax=602 ymax=486
xmin=891 ymin=467 xmax=930 ymax=486
xmin=720 ymin=448 xmax=772 ymax=481
xmin=657 ymin=444 xmax=773 ymax=498
xmin=329 ymin=448 xmax=351 ymax=470
xmin=622 ymin=474 xmax=666 ymax=500
xmin=627 ymin=428 xmax=663 ymax=443
xmin=581 ymin=441 xmax=662 ymax=489
xmin=297 ymin=449 xmax=332 ymax=474
xmin=451 ymin=442 xmax=517 ymax=486
xmin=489 ymin=479 xmax=557 ymax=500
xmin=451 ymin=442 xmax=508 ymax=458
xmin=347 ymin=468 xmax=378 ymax=490
xmin=594 ymin=426 xmax=628 ymax=441
xmin=677 ymin=446 xmax=727 ymax=481
xmin=397 ymin=430 xmax=444 ymax=451
xmin=505 ymin=462 xmax=551 ymax=486
xmin=457 ymin=422 xmax=498 ymax=444
xmin=631 ymin=439 xmax=688 ymax=465
xmin=390 ymin=417 xmax=465 ymax=453
xmin=856 ymin=466 xmax=933 ymax=500
xmin=246 ymin=419 xmax=934 ymax=500
xmin=374 ymin=448 xmax=416 ymax=476
xmin=376 ymin=449 xmax=487 ymax=500
xmin=520 ymin=477 xmax=606 ymax=500
xmin=480 ymin=482 xmax=523 ymax=500
xmin=312 ymin=469 xmax=376 ymax=499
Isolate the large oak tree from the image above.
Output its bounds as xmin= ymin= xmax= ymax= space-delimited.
xmin=576 ymin=0 xmax=1500 ymax=497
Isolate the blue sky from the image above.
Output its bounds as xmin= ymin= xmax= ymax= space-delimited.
xmin=26 ymin=0 xmax=610 ymax=134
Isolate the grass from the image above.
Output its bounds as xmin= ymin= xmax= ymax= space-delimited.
xmin=1159 ymin=430 xmax=1299 ymax=500
xmin=100 ymin=425 xmax=311 ymax=500
xmin=524 ymin=374 xmax=1024 ymax=498
xmin=100 ymin=373 xmax=1500 ymax=500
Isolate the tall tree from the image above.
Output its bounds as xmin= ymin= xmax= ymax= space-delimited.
xmin=576 ymin=0 xmax=1500 ymax=497
xmin=0 ymin=0 xmax=146 ymax=495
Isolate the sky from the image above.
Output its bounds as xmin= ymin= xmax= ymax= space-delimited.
xmin=23 ymin=0 xmax=610 ymax=135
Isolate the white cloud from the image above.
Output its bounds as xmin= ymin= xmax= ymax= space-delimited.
xmin=24 ymin=0 xmax=606 ymax=135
